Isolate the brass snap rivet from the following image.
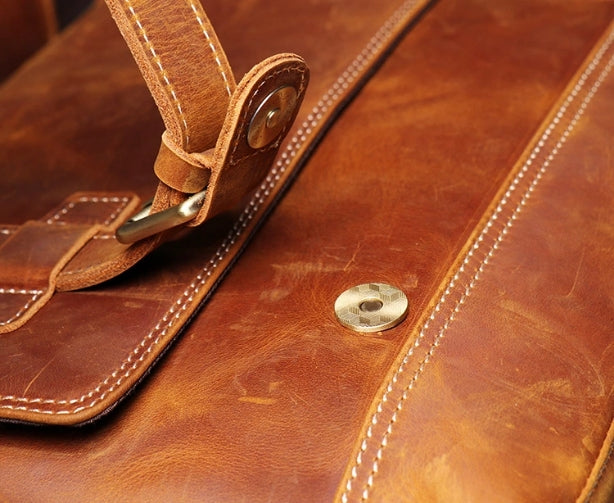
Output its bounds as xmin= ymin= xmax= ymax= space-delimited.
xmin=334 ymin=283 xmax=409 ymax=333
xmin=247 ymin=86 xmax=298 ymax=149
xmin=265 ymin=108 xmax=282 ymax=129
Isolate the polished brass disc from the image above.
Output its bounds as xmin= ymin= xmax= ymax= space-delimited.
xmin=334 ymin=283 xmax=408 ymax=333
xmin=247 ymin=85 xmax=298 ymax=149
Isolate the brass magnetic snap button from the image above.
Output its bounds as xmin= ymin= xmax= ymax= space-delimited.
xmin=334 ymin=283 xmax=409 ymax=333
xmin=247 ymin=85 xmax=298 ymax=149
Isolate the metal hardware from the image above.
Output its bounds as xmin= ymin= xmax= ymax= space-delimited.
xmin=115 ymin=190 xmax=207 ymax=244
xmin=247 ymin=85 xmax=298 ymax=149
xmin=334 ymin=283 xmax=408 ymax=333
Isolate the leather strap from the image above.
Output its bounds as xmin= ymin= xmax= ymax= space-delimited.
xmin=106 ymin=0 xmax=308 ymax=221
xmin=35 ymin=0 xmax=308 ymax=290
xmin=104 ymin=0 xmax=235 ymax=201
xmin=103 ymin=0 xmax=235 ymax=153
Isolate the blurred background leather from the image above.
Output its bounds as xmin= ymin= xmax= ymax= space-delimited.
xmin=0 ymin=0 xmax=93 ymax=82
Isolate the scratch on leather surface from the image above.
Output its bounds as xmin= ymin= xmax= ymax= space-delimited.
xmin=0 ymin=0 xmax=429 ymax=418
xmin=340 ymin=21 xmax=614 ymax=503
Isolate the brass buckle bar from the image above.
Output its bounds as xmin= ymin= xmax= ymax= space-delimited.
xmin=115 ymin=190 xmax=207 ymax=244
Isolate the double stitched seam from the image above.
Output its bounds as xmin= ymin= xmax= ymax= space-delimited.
xmin=0 ymin=0 xmax=424 ymax=415
xmin=189 ymin=1 xmax=232 ymax=98
xmin=0 ymin=222 xmax=240 ymax=414
xmin=123 ymin=0 xmax=191 ymax=149
xmin=0 ymin=289 xmax=44 ymax=327
xmin=0 ymin=197 xmax=130 ymax=332
xmin=283 ymin=0 xmax=423 ymax=159
xmin=341 ymin=27 xmax=614 ymax=503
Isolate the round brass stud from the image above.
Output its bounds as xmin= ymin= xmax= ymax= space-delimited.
xmin=334 ymin=283 xmax=409 ymax=333
xmin=247 ymin=85 xmax=298 ymax=149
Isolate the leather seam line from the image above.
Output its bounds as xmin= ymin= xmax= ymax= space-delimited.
xmin=341 ymin=25 xmax=614 ymax=503
xmin=122 ymin=0 xmax=191 ymax=149
xmin=578 ymin=411 xmax=614 ymax=501
xmin=44 ymin=196 xmax=131 ymax=226
xmin=0 ymin=0 xmax=427 ymax=416
xmin=188 ymin=1 xmax=232 ymax=98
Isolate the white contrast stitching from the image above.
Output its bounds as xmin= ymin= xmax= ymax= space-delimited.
xmin=0 ymin=195 xmax=128 ymax=330
xmin=189 ymin=1 xmax=233 ymax=97
xmin=341 ymin=27 xmax=614 ymax=503
xmin=0 ymin=290 xmax=44 ymax=327
xmin=45 ymin=196 xmax=130 ymax=225
xmin=0 ymin=0 xmax=424 ymax=416
xmin=0 ymin=288 xmax=43 ymax=295
xmin=124 ymin=0 xmax=191 ymax=148
xmin=45 ymin=202 xmax=75 ymax=224
xmin=0 ymin=195 xmax=130 ymax=330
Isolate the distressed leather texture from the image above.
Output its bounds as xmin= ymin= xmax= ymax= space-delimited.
xmin=1 ymin=0 xmax=614 ymax=502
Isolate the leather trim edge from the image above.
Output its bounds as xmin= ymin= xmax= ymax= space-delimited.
xmin=577 ymin=418 xmax=614 ymax=503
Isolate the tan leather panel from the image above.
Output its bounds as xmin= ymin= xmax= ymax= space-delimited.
xmin=0 ymin=193 xmax=139 ymax=333
xmin=0 ymin=0 xmax=56 ymax=81
xmin=0 ymin=221 xmax=94 ymax=332
xmin=339 ymin=20 xmax=614 ymax=501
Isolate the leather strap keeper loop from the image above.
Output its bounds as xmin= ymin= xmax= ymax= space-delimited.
xmin=154 ymin=132 xmax=212 ymax=193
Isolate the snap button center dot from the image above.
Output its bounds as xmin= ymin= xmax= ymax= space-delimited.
xmin=359 ymin=299 xmax=383 ymax=312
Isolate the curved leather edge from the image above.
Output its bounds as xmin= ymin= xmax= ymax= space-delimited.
xmin=578 ymin=419 xmax=614 ymax=503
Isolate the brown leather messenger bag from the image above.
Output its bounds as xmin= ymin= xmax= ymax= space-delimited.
xmin=0 ymin=0 xmax=613 ymax=501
